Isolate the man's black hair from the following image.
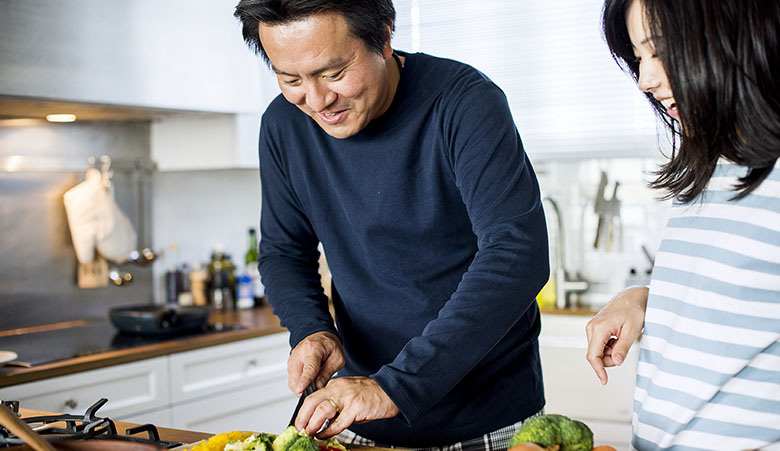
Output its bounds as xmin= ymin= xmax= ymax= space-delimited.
xmin=234 ymin=0 xmax=396 ymax=66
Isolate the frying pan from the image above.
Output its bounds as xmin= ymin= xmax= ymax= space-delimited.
xmin=108 ymin=304 xmax=210 ymax=335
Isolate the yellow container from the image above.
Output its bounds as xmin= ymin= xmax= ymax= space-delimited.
xmin=536 ymin=276 xmax=556 ymax=308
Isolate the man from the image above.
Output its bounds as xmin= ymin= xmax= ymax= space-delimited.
xmin=234 ymin=1 xmax=549 ymax=449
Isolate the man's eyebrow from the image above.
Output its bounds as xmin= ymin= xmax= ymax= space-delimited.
xmin=271 ymin=59 xmax=348 ymax=78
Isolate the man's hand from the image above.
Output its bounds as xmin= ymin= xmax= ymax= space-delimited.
xmin=288 ymin=331 xmax=345 ymax=395
xmin=585 ymin=286 xmax=648 ymax=385
xmin=294 ymin=376 xmax=400 ymax=438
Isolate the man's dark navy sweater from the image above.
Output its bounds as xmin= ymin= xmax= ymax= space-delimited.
xmin=257 ymin=51 xmax=549 ymax=447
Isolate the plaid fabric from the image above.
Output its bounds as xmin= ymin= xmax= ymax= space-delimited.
xmin=335 ymin=410 xmax=543 ymax=451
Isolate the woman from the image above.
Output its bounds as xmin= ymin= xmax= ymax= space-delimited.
xmin=585 ymin=0 xmax=780 ymax=449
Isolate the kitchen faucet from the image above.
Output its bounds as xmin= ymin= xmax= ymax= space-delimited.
xmin=543 ymin=196 xmax=589 ymax=309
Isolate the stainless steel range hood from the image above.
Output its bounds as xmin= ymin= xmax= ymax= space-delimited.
xmin=0 ymin=0 xmax=270 ymax=116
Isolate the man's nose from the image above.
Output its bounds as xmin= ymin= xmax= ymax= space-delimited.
xmin=305 ymin=81 xmax=335 ymax=112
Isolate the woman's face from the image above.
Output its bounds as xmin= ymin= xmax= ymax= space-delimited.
xmin=626 ymin=0 xmax=680 ymax=121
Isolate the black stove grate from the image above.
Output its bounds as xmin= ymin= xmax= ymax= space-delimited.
xmin=0 ymin=398 xmax=181 ymax=449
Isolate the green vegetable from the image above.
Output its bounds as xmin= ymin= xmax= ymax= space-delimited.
xmin=225 ymin=432 xmax=277 ymax=451
xmin=272 ymin=426 xmax=319 ymax=451
xmin=324 ymin=438 xmax=348 ymax=451
xmin=559 ymin=417 xmax=593 ymax=451
xmin=509 ymin=414 xmax=593 ymax=451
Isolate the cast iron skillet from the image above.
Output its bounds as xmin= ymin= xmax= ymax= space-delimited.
xmin=108 ymin=304 xmax=210 ymax=336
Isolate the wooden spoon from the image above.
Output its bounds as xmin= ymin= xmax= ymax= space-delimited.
xmin=0 ymin=404 xmax=56 ymax=451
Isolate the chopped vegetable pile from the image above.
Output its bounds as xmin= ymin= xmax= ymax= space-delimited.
xmin=185 ymin=426 xmax=347 ymax=451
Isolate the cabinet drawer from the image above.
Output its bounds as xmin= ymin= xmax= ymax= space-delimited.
xmin=170 ymin=376 xmax=297 ymax=434
xmin=169 ymin=333 xmax=290 ymax=403
xmin=0 ymin=357 xmax=169 ymax=418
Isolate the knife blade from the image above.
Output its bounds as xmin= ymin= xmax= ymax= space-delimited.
xmin=289 ymin=381 xmax=318 ymax=427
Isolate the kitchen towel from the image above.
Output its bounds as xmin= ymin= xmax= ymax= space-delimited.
xmin=63 ymin=168 xmax=137 ymax=263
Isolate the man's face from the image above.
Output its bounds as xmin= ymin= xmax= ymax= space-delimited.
xmin=259 ymin=13 xmax=395 ymax=139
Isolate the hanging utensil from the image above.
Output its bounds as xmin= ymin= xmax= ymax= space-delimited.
xmin=128 ymin=158 xmax=157 ymax=265
xmin=593 ymin=172 xmax=608 ymax=249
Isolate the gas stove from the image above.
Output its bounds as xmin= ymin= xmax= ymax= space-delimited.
xmin=0 ymin=398 xmax=181 ymax=448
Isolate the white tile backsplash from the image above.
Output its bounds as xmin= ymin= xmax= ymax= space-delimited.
xmin=151 ymin=168 xmax=261 ymax=303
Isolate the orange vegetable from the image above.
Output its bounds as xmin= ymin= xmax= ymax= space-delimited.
xmin=592 ymin=446 xmax=617 ymax=451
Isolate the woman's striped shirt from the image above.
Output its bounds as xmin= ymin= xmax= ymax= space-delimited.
xmin=632 ymin=160 xmax=780 ymax=450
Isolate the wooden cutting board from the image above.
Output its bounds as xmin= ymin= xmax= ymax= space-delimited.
xmin=171 ymin=437 xmax=392 ymax=451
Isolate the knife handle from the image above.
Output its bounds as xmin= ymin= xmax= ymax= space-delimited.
xmin=288 ymin=381 xmax=318 ymax=427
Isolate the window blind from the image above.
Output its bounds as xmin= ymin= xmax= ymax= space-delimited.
xmin=392 ymin=0 xmax=660 ymax=158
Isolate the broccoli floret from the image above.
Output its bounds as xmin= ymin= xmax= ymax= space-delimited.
xmin=509 ymin=414 xmax=593 ymax=451
xmin=272 ymin=426 xmax=318 ymax=451
xmin=559 ymin=418 xmax=593 ymax=451
xmin=249 ymin=433 xmax=277 ymax=451
xmin=272 ymin=426 xmax=300 ymax=451
xmin=509 ymin=416 xmax=562 ymax=448
xmin=287 ymin=435 xmax=319 ymax=451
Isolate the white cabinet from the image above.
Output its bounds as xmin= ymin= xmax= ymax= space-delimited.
xmin=0 ymin=357 xmax=169 ymax=420
xmin=151 ymin=113 xmax=262 ymax=171
xmin=0 ymin=333 xmax=295 ymax=433
xmin=539 ymin=314 xmax=638 ymax=449
xmin=170 ymin=377 xmax=294 ymax=434
xmin=168 ymin=332 xmax=297 ymax=434
xmin=169 ymin=332 xmax=289 ymax=402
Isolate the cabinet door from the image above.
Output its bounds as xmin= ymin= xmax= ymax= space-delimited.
xmin=169 ymin=333 xmax=291 ymax=403
xmin=0 ymin=357 xmax=169 ymax=419
xmin=151 ymin=113 xmax=262 ymax=171
xmin=170 ymin=377 xmax=297 ymax=435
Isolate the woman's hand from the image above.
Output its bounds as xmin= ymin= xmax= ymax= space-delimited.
xmin=294 ymin=376 xmax=400 ymax=438
xmin=288 ymin=331 xmax=346 ymax=395
xmin=585 ymin=286 xmax=649 ymax=385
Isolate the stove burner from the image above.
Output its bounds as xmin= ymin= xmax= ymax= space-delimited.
xmin=0 ymin=398 xmax=181 ymax=449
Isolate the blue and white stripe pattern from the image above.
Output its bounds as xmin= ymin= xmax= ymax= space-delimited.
xmin=632 ymin=159 xmax=780 ymax=450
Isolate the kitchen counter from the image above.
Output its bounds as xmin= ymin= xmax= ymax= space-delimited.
xmin=0 ymin=304 xmax=600 ymax=388
xmin=15 ymin=408 xmax=391 ymax=451
xmin=0 ymin=306 xmax=286 ymax=388
xmin=540 ymin=305 xmax=599 ymax=316
xmin=15 ymin=407 xmax=212 ymax=447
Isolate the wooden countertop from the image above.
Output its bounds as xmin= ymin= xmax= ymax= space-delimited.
xmin=539 ymin=306 xmax=600 ymax=316
xmin=16 ymin=408 xmax=391 ymax=451
xmin=0 ymin=306 xmax=286 ymax=388
xmin=16 ymin=407 xmax=212 ymax=447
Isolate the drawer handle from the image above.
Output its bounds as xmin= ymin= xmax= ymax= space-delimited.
xmin=248 ymin=359 xmax=258 ymax=366
xmin=64 ymin=399 xmax=78 ymax=409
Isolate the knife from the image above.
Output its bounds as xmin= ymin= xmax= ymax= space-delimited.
xmin=289 ymin=381 xmax=318 ymax=427
xmin=593 ymin=171 xmax=608 ymax=249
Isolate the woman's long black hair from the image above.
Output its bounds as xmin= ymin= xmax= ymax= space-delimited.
xmin=603 ymin=0 xmax=780 ymax=202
